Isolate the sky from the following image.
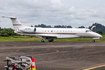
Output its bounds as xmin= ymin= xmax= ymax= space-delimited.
xmin=0 ymin=0 xmax=105 ymax=28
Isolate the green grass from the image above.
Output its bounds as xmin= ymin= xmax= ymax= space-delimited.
xmin=0 ymin=36 xmax=42 ymax=42
xmin=55 ymin=35 xmax=105 ymax=42
xmin=0 ymin=35 xmax=105 ymax=42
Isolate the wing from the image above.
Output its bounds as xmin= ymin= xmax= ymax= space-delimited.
xmin=35 ymin=34 xmax=79 ymax=39
xmin=35 ymin=34 xmax=58 ymax=39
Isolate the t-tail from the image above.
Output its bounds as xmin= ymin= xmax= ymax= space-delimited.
xmin=2 ymin=16 xmax=22 ymax=31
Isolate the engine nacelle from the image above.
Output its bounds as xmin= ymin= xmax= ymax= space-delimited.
xmin=17 ymin=27 xmax=36 ymax=33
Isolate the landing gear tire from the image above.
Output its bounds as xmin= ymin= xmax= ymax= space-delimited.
xmin=92 ymin=40 xmax=95 ymax=42
xmin=48 ymin=39 xmax=54 ymax=42
xmin=41 ymin=40 xmax=46 ymax=42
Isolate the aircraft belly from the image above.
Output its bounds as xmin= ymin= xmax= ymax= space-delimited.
xmin=77 ymin=33 xmax=96 ymax=38
xmin=34 ymin=34 xmax=58 ymax=38
xmin=57 ymin=34 xmax=79 ymax=38
xmin=34 ymin=34 xmax=79 ymax=39
xmin=77 ymin=33 xmax=91 ymax=38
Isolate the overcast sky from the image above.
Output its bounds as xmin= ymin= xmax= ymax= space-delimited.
xmin=0 ymin=0 xmax=105 ymax=28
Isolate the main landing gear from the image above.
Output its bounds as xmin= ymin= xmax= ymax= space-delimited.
xmin=41 ymin=38 xmax=54 ymax=42
xmin=41 ymin=39 xmax=46 ymax=42
xmin=48 ymin=39 xmax=54 ymax=42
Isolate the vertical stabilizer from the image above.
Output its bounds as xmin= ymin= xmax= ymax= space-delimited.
xmin=2 ymin=16 xmax=22 ymax=31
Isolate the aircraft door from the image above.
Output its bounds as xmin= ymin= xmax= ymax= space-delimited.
xmin=85 ymin=30 xmax=89 ymax=37
xmin=34 ymin=28 xmax=36 ymax=32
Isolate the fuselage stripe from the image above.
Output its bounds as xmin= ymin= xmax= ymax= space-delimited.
xmin=13 ymin=24 xmax=22 ymax=26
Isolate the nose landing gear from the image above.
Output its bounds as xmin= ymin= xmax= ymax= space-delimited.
xmin=92 ymin=40 xmax=95 ymax=42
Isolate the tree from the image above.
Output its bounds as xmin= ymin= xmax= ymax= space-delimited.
xmin=78 ymin=26 xmax=85 ymax=28
xmin=96 ymin=31 xmax=103 ymax=35
xmin=0 ymin=28 xmax=20 ymax=37
xmin=89 ymin=23 xmax=105 ymax=33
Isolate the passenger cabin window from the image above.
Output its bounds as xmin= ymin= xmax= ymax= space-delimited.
xmin=25 ymin=28 xmax=31 ymax=30
xmin=86 ymin=30 xmax=88 ymax=32
xmin=51 ymin=30 xmax=53 ymax=32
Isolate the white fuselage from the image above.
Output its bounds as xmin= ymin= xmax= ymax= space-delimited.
xmin=16 ymin=27 xmax=102 ymax=39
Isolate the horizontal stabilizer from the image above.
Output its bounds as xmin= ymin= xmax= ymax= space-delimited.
xmin=2 ymin=16 xmax=17 ymax=19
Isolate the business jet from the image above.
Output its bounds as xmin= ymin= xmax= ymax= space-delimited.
xmin=3 ymin=16 xmax=102 ymax=42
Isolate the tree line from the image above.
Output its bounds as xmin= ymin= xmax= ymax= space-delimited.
xmin=35 ymin=24 xmax=72 ymax=28
xmin=0 ymin=27 xmax=19 ymax=37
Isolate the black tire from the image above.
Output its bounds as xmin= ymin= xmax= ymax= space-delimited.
xmin=92 ymin=40 xmax=95 ymax=42
xmin=41 ymin=40 xmax=45 ymax=42
xmin=48 ymin=39 xmax=53 ymax=42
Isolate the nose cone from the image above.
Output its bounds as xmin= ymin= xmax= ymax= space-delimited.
xmin=99 ymin=34 xmax=102 ymax=37
xmin=92 ymin=33 xmax=102 ymax=40
xmin=95 ymin=33 xmax=102 ymax=38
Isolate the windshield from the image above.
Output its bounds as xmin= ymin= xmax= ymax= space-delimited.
xmin=86 ymin=30 xmax=92 ymax=32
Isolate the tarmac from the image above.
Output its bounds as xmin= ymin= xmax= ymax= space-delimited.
xmin=0 ymin=42 xmax=105 ymax=70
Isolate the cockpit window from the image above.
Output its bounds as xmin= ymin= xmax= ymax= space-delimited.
xmin=86 ymin=30 xmax=92 ymax=32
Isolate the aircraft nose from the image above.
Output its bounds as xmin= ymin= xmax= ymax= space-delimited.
xmin=99 ymin=34 xmax=102 ymax=37
xmin=96 ymin=33 xmax=102 ymax=37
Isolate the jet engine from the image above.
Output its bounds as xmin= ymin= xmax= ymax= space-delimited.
xmin=16 ymin=27 xmax=36 ymax=33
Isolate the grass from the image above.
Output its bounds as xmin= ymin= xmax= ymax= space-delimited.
xmin=0 ymin=36 xmax=42 ymax=42
xmin=0 ymin=35 xmax=104 ymax=42
xmin=55 ymin=35 xmax=105 ymax=42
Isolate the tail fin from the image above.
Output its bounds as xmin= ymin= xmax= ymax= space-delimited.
xmin=2 ymin=16 xmax=22 ymax=30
